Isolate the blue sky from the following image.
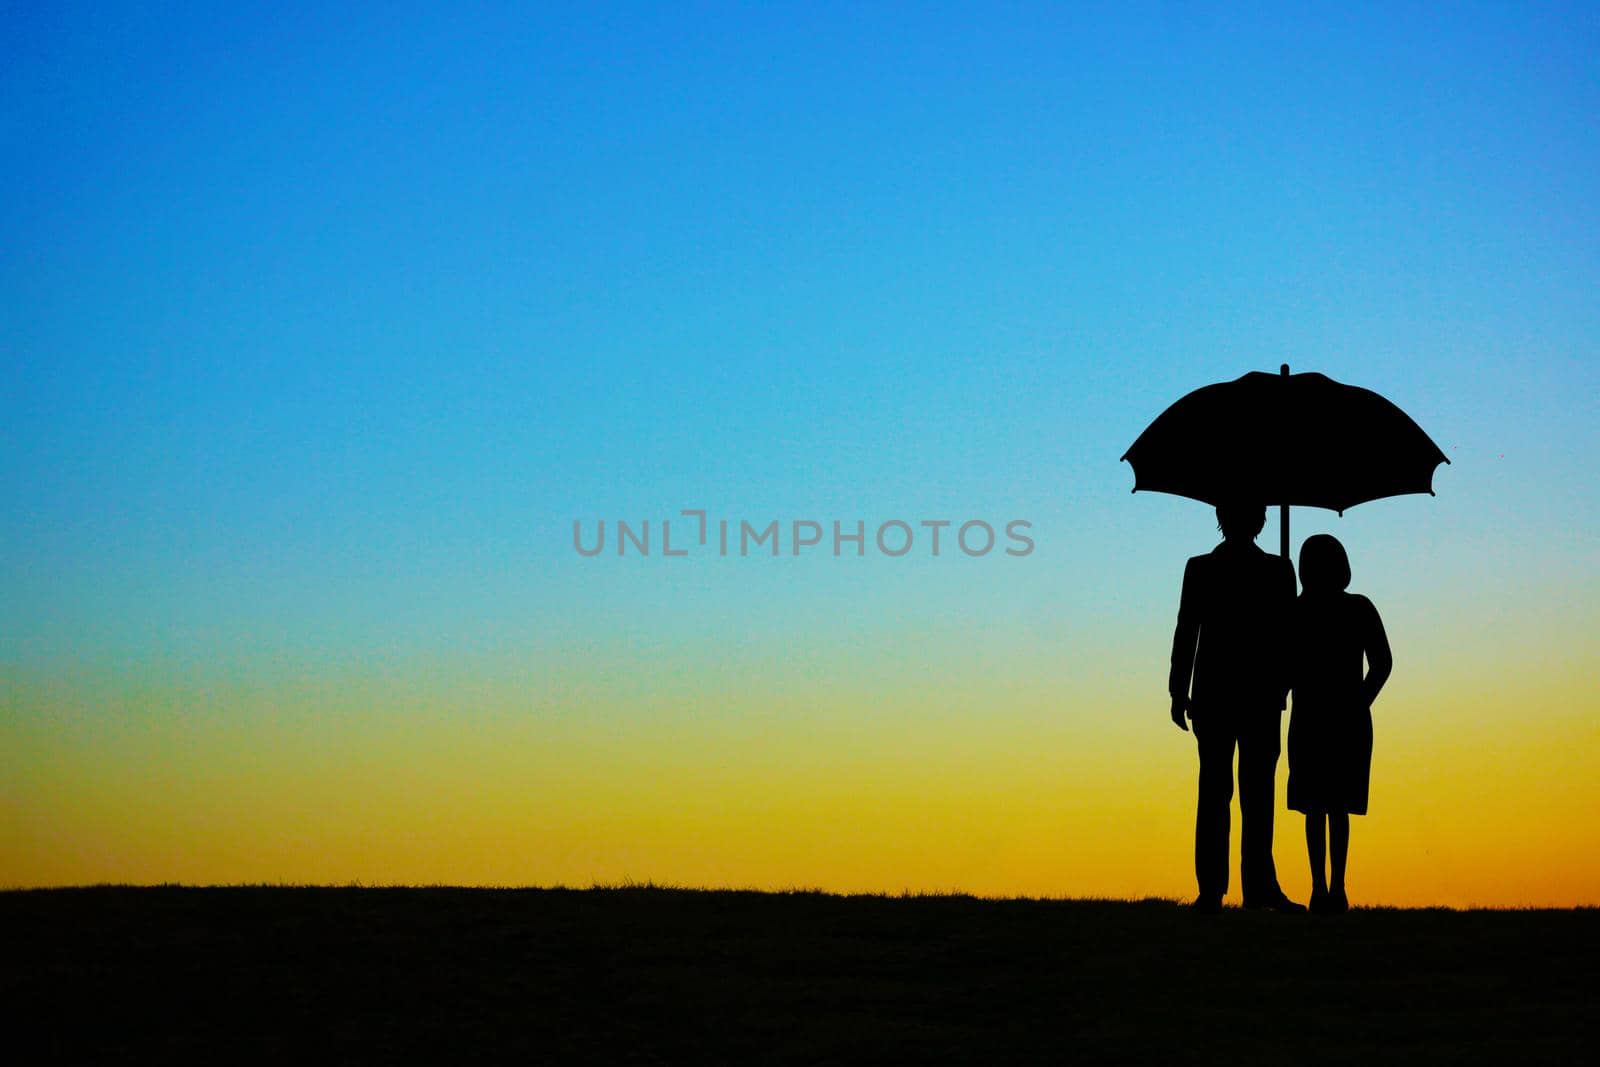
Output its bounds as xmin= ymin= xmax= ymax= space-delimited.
xmin=4 ymin=1 xmax=1596 ymax=670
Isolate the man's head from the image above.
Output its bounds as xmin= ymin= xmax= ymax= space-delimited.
xmin=1214 ymin=501 xmax=1266 ymax=543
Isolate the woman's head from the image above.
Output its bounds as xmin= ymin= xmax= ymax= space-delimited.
xmin=1298 ymin=533 xmax=1351 ymax=593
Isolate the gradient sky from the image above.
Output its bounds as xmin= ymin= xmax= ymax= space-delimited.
xmin=4 ymin=2 xmax=1597 ymax=905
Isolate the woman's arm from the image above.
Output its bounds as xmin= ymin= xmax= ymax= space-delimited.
xmin=1361 ymin=597 xmax=1393 ymax=707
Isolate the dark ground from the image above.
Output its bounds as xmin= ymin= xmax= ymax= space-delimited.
xmin=4 ymin=886 xmax=1597 ymax=1064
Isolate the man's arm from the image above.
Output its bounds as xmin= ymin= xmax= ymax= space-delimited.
xmin=1169 ymin=557 xmax=1201 ymax=730
xmin=1274 ymin=555 xmax=1297 ymax=709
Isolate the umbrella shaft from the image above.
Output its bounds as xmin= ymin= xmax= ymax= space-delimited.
xmin=1279 ymin=365 xmax=1290 ymax=560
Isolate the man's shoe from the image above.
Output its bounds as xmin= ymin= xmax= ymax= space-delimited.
xmin=1242 ymin=890 xmax=1306 ymax=913
xmin=1191 ymin=894 xmax=1223 ymax=914
xmin=1329 ymin=888 xmax=1349 ymax=914
xmin=1309 ymin=887 xmax=1331 ymax=915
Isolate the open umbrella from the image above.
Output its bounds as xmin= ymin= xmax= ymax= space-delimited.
xmin=1121 ymin=365 xmax=1449 ymax=556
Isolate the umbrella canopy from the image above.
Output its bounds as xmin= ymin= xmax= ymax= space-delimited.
xmin=1122 ymin=368 xmax=1449 ymax=515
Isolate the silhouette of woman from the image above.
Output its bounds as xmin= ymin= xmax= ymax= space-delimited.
xmin=1288 ymin=534 xmax=1392 ymax=914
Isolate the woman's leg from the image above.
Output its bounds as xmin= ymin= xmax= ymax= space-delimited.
xmin=1330 ymin=813 xmax=1351 ymax=909
xmin=1305 ymin=812 xmax=1327 ymax=899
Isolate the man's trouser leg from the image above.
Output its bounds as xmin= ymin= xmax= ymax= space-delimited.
xmin=1237 ymin=709 xmax=1283 ymax=902
xmin=1193 ymin=714 xmax=1236 ymax=900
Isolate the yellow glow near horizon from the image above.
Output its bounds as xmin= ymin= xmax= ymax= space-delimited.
xmin=4 ymin=639 xmax=1596 ymax=907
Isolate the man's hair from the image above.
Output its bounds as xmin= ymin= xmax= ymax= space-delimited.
xmin=1214 ymin=502 xmax=1267 ymax=540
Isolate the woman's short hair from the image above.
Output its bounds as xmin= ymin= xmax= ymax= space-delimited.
xmin=1298 ymin=533 xmax=1351 ymax=593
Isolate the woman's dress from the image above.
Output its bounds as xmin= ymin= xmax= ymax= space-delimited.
xmin=1287 ymin=592 xmax=1384 ymax=816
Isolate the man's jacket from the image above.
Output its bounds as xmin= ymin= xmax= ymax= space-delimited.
xmin=1169 ymin=540 xmax=1297 ymax=714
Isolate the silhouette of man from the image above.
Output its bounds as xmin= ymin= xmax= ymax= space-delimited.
xmin=1169 ymin=502 xmax=1303 ymax=913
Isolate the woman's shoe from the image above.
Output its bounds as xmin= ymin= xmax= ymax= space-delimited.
xmin=1330 ymin=887 xmax=1349 ymax=914
xmin=1309 ymin=887 xmax=1330 ymax=915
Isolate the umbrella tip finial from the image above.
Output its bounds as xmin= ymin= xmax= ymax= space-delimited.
xmin=1280 ymin=363 xmax=1290 ymax=376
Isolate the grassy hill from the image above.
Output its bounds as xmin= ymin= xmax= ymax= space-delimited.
xmin=5 ymin=885 xmax=1596 ymax=1063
